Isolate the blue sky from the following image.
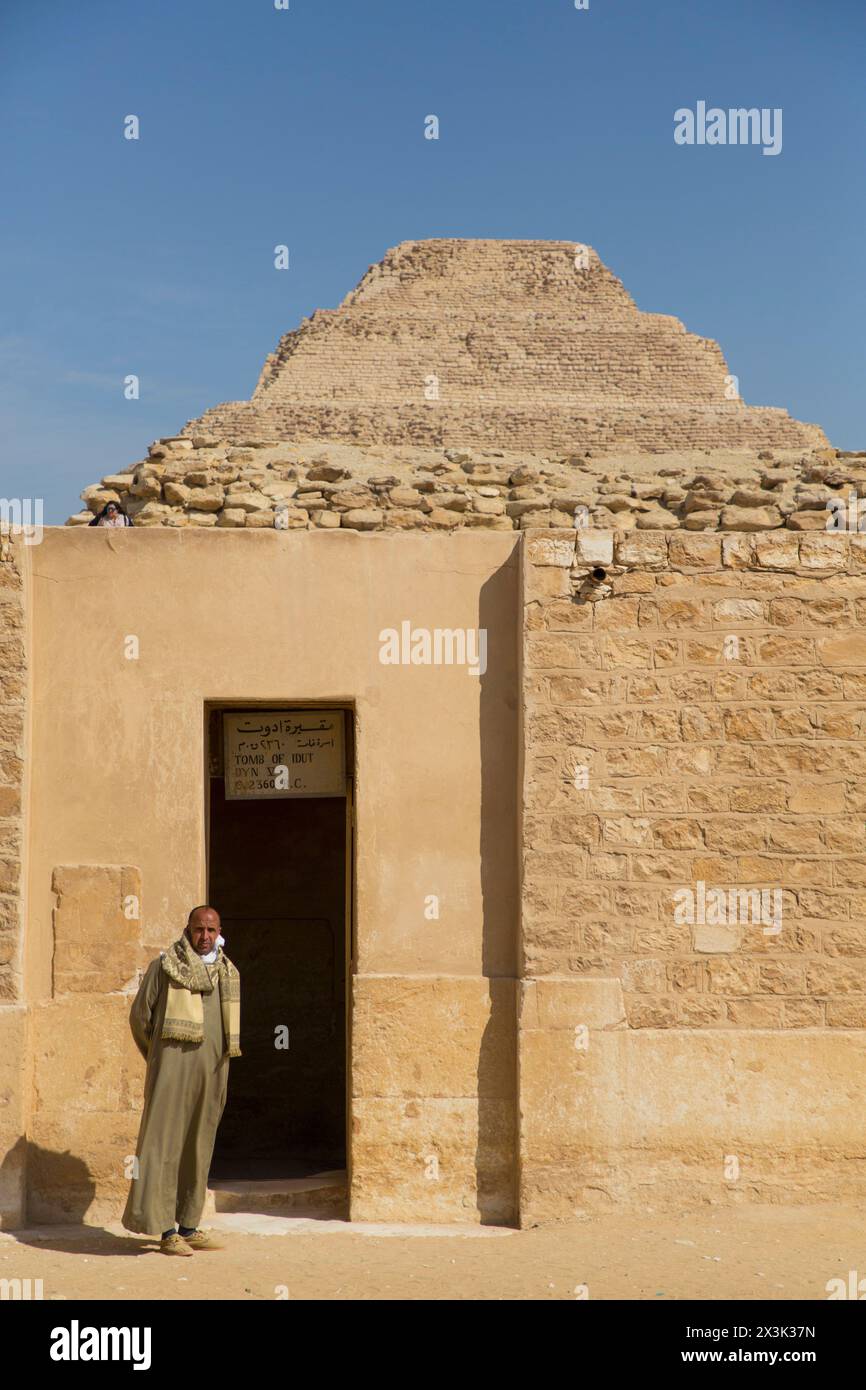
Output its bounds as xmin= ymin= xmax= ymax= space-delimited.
xmin=1 ymin=0 xmax=863 ymax=522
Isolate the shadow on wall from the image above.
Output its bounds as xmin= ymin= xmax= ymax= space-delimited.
xmin=0 ymin=1136 xmax=95 ymax=1227
xmin=1 ymin=1137 xmax=162 ymax=1255
xmin=476 ymin=554 xmax=520 ymax=1225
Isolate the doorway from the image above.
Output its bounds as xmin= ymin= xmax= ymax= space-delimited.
xmin=205 ymin=704 xmax=353 ymax=1186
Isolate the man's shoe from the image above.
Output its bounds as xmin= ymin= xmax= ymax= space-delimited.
xmin=160 ymin=1233 xmax=194 ymax=1256
xmin=182 ymin=1229 xmax=224 ymax=1251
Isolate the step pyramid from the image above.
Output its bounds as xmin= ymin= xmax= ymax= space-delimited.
xmin=182 ymin=238 xmax=826 ymax=455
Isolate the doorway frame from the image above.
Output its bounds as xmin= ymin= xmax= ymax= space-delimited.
xmin=202 ymin=698 xmax=356 ymax=1190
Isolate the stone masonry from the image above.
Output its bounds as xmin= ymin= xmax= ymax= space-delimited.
xmin=70 ymin=438 xmax=865 ymax=535
xmin=0 ymin=534 xmax=27 ymax=1224
xmin=0 ymin=535 xmax=26 ymax=1003
xmin=68 ymin=239 xmax=838 ymax=531
xmin=183 ymin=240 xmax=826 ymax=454
xmin=523 ymin=527 xmax=866 ymax=1030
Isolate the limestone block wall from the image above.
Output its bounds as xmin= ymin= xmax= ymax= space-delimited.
xmin=0 ymin=534 xmax=29 ymax=1225
xmin=519 ymin=526 xmax=866 ymax=1219
xmin=0 ymin=535 xmax=26 ymax=1001
xmin=351 ymin=976 xmax=516 ymax=1224
xmin=27 ymin=867 xmax=146 ymax=1223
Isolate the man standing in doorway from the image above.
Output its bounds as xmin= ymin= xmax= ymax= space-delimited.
xmin=122 ymin=905 xmax=242 ymax=1255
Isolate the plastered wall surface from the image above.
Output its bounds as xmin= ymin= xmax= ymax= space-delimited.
xmin=11 ymin=527 xmax=520 ymax=1224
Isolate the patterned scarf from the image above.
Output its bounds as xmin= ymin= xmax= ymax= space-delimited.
xmin=160 ymin=932 xmax=241 ymax=1058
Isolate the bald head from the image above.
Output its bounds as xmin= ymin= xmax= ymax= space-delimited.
xmin=186 ymin=905 xmax=220 ymax=955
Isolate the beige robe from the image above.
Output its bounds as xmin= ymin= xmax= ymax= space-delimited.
xmin=122 ymin=955 xmax=229 ymax=1235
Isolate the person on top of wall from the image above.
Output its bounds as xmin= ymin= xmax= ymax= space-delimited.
xmin=89 ymin=500 xmax=134 ymax=527
xmin=121 ymin=905 xmax=241 ymax=1255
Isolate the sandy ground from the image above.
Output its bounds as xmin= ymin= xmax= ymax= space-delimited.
xmin=2 ymin=1203 xmax=863 ymax=1301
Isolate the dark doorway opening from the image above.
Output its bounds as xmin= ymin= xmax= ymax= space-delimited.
xmin=205 ymin=706 xmax=351 ymax=1186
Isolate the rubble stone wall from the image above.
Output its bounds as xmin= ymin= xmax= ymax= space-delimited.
xmin=70 ymin=437 xmax=864 ymax=535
